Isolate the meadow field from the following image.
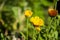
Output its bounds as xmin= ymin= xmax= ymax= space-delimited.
xmin=0 ymin=0 xmax=60 ymax=40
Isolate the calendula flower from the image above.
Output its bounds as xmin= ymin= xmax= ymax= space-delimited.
xmin=48 ymin=8 xmax=58 ymax=17
xmin=35 ymin=27 xmax=41 ymax=31
xmin=30 ymin=17 xmax=34 ymax=22
xmin=30 ymin=16 xmax=44 ymax=27
xmin=24 ymin=9 xmax=33 ymax=17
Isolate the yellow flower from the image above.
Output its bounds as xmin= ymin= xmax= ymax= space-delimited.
xmin=35 ymin=27 xmax=41 ymax=31
xmin=30 ymin=17 xmax=34 ymax=22
xmin=39 ymin=18 xmax=44 ymax=26
xmin=30 ymin=16 xmax=44 ymax=27
xmin=24 ymin=10 xmax=33 ymax=17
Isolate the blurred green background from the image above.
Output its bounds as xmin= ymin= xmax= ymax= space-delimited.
xmin=0 ymin=0 xmax=60 ymax=40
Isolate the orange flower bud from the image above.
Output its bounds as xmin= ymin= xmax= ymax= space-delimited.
xmin=48 ymin=8 xmax=58 ymax=17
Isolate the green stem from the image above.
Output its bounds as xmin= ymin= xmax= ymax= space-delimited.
xmin=38 ymin=33 xmax=40 ymax=40
xmin=48 ymin=17 xmax=54 ymax=40
xmin=54 ymin=17 xmax=56 ymax=31
xmin=32 ymin=28 xmax=36 ymax=40
xmin=54 ymin=0 xmax=57 ymax=9
xmin=27 ymin=18 xmax=28 ymax=40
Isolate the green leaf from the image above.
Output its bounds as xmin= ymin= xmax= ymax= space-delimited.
xmin=1 ymin=33 xmax=4 ymax=38
xmin=54 ymin=31 xmax=58 ymax=39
